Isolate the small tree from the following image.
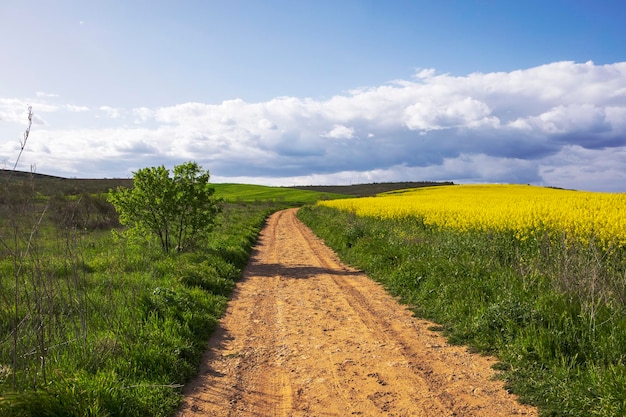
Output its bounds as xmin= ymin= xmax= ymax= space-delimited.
xmin=109 ymin=161 xmax=221 ymax=253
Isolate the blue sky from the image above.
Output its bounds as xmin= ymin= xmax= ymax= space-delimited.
xmin=1 ymin=0 xmax=626 ymax=191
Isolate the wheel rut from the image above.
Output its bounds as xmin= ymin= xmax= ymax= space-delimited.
xmin=175 ymin=208 xmax=537 ymax=417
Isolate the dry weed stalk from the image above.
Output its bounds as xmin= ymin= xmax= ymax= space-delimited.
xmin=1 ymin=106 xmax=88 ymax=391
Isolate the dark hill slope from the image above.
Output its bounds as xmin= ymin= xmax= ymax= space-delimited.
xmin=289 ymin=181 xmax=454 ymax=197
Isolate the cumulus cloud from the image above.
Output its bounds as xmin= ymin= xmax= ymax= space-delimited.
xmin=0 ymin=98 xmax=58 ymax=124
xmin=258 ymin=118 xmax=277 ymax=130
xmin=0 ymin=98 xmax=31 ymax=123
xmin=3 ymin=61 xmax=626 ymax=191
xmin=322 ymin=124 xmax=355 ymax=139
xmin=404 ymin=97 xmax=492 ymax=131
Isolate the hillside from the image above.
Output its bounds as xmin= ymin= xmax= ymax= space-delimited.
xmin=0 ymin=169 xmax=133 ymax=195
xmin=289 ymin=181 xmax=454 ymax=197
xmin=1 ymin=170 xmax=454 ymax=199
xmin=212 ymin=183 xmax=347 ymax=204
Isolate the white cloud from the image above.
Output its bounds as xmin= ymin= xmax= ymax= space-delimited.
xmin=322 ymin=124 xmax=355 ymax=139
xmin=414 ymin=68 xmax=436 ymax=79
xmin=99 ymin=106 xmax=121 ymax=119
xmin=0 ymin=98 xmax=30 ymax=123
xmin=258 ymin=118 xmax=277 ymax=130
xmin=0 ymin=98 xmax=58 ymax=124
xmin=509 ymin=104 xmax=610 ymax=134
xmin=539 ymin=145 xmax=626 ymax=192
xmin=3 ymin=61 xmax=626 ymax=191
xmin=404 ymin=97 xmax=492 ymax=131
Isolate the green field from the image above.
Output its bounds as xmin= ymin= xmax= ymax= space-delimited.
xmin=290 ymin=180 xmax=453 ymax=197
xmin=213 ymin=183 xmax=349 ymax=203
xmin=7 ymin=170 xmax=621 ymax=416
xmin=0 ymin=171 xmax=451 ymax=200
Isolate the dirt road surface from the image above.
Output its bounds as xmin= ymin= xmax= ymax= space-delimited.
xmin=175 ymin=208 xmax=537 ymax=416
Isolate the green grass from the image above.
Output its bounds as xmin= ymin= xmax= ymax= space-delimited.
xmin=298 ymin=205 xmax=626 ymax=417
xmin=1 ymin=168 xmax=354 ymax=416
xmin=213 ymin=183 xmax=349 ymax=203
xmin=0 ymin=196 xmax=280 ymax=416
xmin=0 ymin=173 xmax=475 ymax=416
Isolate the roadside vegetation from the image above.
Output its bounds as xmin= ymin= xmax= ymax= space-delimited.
xmin=0 ymin=113 xmax=347 ymax=417
xmin=0 ymin=183 xmax=279 ymax=416
xmin=298 ymin=187 xmax=626 ymax=417
xmin=109 ymin=162 xmax=222 ymax=254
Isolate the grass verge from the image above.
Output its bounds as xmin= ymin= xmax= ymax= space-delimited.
xmin=0 ymin=201 xmax=279 ymax=417
xmin=298 ymin=205 xmax=626 ymax=417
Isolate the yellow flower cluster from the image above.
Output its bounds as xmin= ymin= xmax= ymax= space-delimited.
xmin=319 ymin=184 xmax=626 ymax=248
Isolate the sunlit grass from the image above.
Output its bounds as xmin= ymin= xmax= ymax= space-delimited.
xmin=214 ymin=183 xmax=348 ymax=203
xmin=0 ymin=200 xmax=276 ymax=417
xmin=300 ymin=194 xmax=626 ymax=417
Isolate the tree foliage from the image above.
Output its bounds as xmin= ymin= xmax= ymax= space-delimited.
xmin=109 ymin=161 xmax=221 ymax=252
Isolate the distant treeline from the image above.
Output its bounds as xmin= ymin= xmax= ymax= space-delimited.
xmin=289 ymin=181 xmax=454 ymax=197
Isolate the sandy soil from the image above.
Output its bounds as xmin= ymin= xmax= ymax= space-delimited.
xmin=175 ymin=208 xmax=537 ymax=417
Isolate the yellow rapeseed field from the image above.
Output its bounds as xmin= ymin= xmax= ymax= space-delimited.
xmin=319 ymin=184 xmax=626 ymax=248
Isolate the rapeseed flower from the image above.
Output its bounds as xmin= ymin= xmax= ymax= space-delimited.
xmin=319 ymin=184 xmax=626 ymax=249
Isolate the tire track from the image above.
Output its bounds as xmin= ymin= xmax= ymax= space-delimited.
xmin=175 ymin=208 xmax=537 ymax=417
xmin=279 ymin=207 xmax=451 ymax=415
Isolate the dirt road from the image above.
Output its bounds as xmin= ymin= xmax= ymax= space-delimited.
xmin=175 ymin=208 xmax=537 ymax=416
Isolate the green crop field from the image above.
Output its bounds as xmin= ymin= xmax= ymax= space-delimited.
xmin=213 ymin=183 xmax=349 ymax=203
xmin=8 ymin=169 xmax=622 ymax=416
